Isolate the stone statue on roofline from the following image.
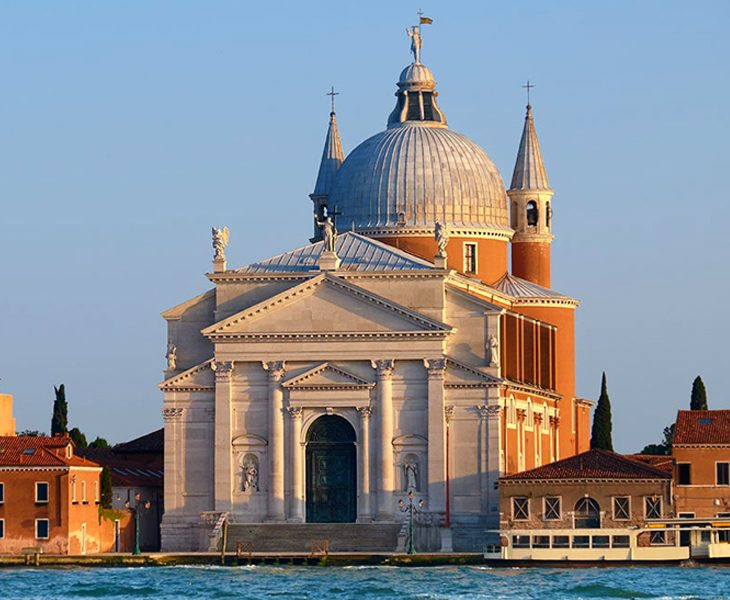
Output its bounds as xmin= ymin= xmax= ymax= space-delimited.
xmin=165 ymin=342 xmax=177 ymax=371
xmin=406 ymin=25 xmax=423 ymax=64
xmin=315 ymin=215 xmax=337 ymax=253
xmin=212 ymin=226 xmax=229 ymax=260
xmin=435 ymin=220 xmax=449 ymax=257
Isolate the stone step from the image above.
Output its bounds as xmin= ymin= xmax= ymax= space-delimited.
xmin=225 ymin=523 xmax=404 ymax=553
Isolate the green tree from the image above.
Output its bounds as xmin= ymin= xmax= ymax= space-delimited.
xmin=640 ymin=423 xmax=675 ymax=455
xmin=690 ymin=376 xmax=708 ymax=410
xmin=590 ymin=372 xmax=614 ymax=451
xmin=17 ymin=430 xmax=45 ymax=437
xmin=51 ymin=384 xmax=68 ymax=436
xmin=88 ymin=437 xmax=110 ymax=450
xmin=100 ymin=465 xmax=113 ymax=509
xmin=69 ymin=427 xmax=87 ymax=449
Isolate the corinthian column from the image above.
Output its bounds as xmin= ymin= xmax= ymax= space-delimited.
xmin=287 ymin=407 xmax=304 ymax=522
xmin=357 ymin=406 xmax=373 ymax=523
xmin=424 ymin=358 xmax=447 ymax=513
xmin=371 ymin=359 xmax=395 ymax=521
xmin=263 ymin=361 xmax=286 ymax=521
xmin=211 ymin=361 xmax=234 ymax=513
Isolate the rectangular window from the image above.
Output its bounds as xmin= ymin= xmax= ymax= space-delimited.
xmin=543 ymin=497 xmax=561 ymax=520
xmin=533 ymin=535 xmax=550 ymax=549
xmin=592 ymin=535 xmax=610 ymax=549
xmin=0 ymin=519 xmax=4 ymax=539
xmin=463 ymin=243 xmax=477 ymax=274
xmin=612 ymin=535 xmax=630 ymax=548
xmin=35 ymin=519 xmax=49 ymax=539
xmin=717 ymin=462 xmax=730 ymax=486
xmin=650 ymin=531 xmax=667 ymax=545
xmin=678 ymin=512 xmax=696 ymax=519
xmin=71 ymin=479 xmax=77 ymax=503
xmin=572 ymin=535 xmax=590 ymax=549
xmin=0 ymin=482 xmax=4 ymax=503
xmin=35 ymin=482 xmax=49 ymax=504
xmin=613 ymin=496 xmax=630 ymax=520
xmin=552 ymin=535 xmax=570 ymax=549
xmin=512 ymin=497 xmax=529 ymax=521
xmin=645 ymin=496 xmax=662 ymax=520
xmin=512 ymin=535 xmax=530 ymax=549
xmin=81 ymin=481 xmax=87 ymax=503
xmin=719 ymin=530 xmax=730 ymax=543
xmin=677 ymin=463 xmax=692 ymax=485
xmin=94 ymin=481 xmax=99 ymax=503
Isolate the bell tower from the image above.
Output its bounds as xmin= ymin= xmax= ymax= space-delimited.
xmin=508 ymin=103 xmax=554 ymax=288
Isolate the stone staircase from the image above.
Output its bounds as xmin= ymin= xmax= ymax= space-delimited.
xmin=225 ymin=523 xmax=404 ymax=553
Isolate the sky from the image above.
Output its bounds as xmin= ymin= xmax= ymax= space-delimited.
xmin=0 ymin=1 xmax=728 ymax=451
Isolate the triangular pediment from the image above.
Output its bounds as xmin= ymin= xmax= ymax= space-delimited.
xmin=159 ymin=359 xmax=214 ymax=391
xmin=444 ymin=357 xmax=502 ymax=387
xmin=283 ymin=363 xmax=374 ymax=389
xmin=202 ymin=274 xmax=452 ymax=339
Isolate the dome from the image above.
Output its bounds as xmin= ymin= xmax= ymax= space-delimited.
xmin=398 ymin=63 xmax=434 ymax=86
xmin=329 ymin=122 xmax=510 ymax=232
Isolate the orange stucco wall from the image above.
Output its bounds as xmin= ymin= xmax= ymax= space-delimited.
xmin=501 ymin=389 xmax=559 ymax=475
xmin=378 ymin=236 xmax=509 ymax=284
xmin=512 ymin=241 xmax=551 ymax=288
xmin=510 ymin=305 xmax=585 ymax=457
xmin=0 ymin=466 xmax=123 ymax=555
xmin=673 ymin=446 xmax=730 ymax=518
xmin=0 ymin=395 xmax=15 ymax=436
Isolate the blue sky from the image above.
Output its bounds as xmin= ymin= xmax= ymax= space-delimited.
xmin=0 ymin=1 xmax=728 ymax=451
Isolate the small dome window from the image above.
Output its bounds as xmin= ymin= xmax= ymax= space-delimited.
xmin=526 ymin=201 xmax=538 ymax=227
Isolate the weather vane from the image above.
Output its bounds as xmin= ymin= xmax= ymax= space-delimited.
xmin=326 ymin=86 xmax=339 ymax=114
xmin=523 ymin=79 xmax=535 ymax=106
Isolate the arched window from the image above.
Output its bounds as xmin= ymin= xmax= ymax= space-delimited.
xmin=527 ymin=399 xmax=533 ymax=428
xmin=542 ymin=405 xmax=549 ymax=433
xmin=574 ymin=497 xmax=601 ymax=528
xmin=526 ymin=201 xmax=538 ymax=227
xmin=546 ymin=201 xmax=552 ymax=230
xmin=508 ymin=397 xmax=516 ymax=425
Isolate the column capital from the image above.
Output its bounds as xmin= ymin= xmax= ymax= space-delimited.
xmin=287 ymin=406 xmax=302 ymax=420
xmin=262 ymin=360 xmax=286 ymax=381
xmin=423 ymin=358 xmax=447 ymax=379
xmin=357 ymin=406 xmax=373 ymax=420
xmin=477 ymin=404 xmax=501 ymax=421
xmin=516 ymin=408 xmax=527 ymax=423
xmin=444 ymin=405 xmax=455 ymax=424
xmin=211 ymin=360 xmax=234 ymax=382
xmin=162 ymin=407 xmax=184 ymax=421
xmin=370 ymin=359 xmax=395 ymax=378
xmin=549 ymin=415 xmax=560 ymax=427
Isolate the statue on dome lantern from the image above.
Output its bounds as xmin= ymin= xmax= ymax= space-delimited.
xmin=406 ymin=25 xmax=423 ymax=64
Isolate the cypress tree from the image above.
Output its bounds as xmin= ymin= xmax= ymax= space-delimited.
xmin=51 ymin=384 xmax=68 ymax=437
xmin=690 ymin=376 xmax=708 ymax=410
xmin=100 ymin=465 xmax=113 ymax=509
xmin=69 ymin=427 xmax=87 ymax=449
xmin=590 ymin=372 xmax=614 ymax=451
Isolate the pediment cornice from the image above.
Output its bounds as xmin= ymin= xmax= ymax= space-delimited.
xmin=159 ymin=358 xmax=215 ymax=391
xmin=283 ymin=362 xmax=375 ymax=390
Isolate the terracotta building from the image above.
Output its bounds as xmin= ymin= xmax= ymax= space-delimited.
xmin=0 ymin=435 xmax=122 ymax=554
xmin=0 ymin=386 xmax=15 ymax=436
xmin=672 ymin=410 xmax=730 ymax=518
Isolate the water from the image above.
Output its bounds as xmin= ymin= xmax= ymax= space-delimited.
xmin=0 ymin=565 xmax=728 ymax=600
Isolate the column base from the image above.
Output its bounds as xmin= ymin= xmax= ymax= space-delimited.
xmin=265 ymin=515 xmax=287 ymax=523
xmin=357 ymin=516 xmax=373 ymax=524
xmin=286 ymin=517 xmax=304 ymax=523
xmin=375 ymin=513 xmax=395 ymax=523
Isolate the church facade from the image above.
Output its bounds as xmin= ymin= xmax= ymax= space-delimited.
xmin=159 ymin=29 xmax=591 ymax=552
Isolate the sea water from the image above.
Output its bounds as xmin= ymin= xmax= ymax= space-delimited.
xmin=0 ymin=565 xmax=729 ymax=600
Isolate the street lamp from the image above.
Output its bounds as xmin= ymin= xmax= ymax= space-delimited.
xmin=398 ymin=490 xmax=424 ymax=555
xmin=125 ymin=492 xmax=151 ymax=556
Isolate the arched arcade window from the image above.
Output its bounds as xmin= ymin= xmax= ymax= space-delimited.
xmin=526 ymin=201 xmax=538 ymax=227
xmin=574 ymin=497 xmax=601 ymax=529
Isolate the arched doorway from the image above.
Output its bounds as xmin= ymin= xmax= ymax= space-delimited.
xmin=574 ymin=497 xmax=601 ymax=529
xmin=306 ymin=415 xmax=357 ymax=523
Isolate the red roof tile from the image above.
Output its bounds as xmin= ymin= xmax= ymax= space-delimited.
xmin=500 ymin=449 xmax=672 ymax=481
xmin=0 ymin=435 xmax=100 ymax=468
xmin=627 ymin=454 xmax=673 ymax=473
xmin=673 ymin=410 xmax=730 ymax=445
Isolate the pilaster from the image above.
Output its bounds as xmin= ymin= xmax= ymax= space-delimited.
xmin=162 ymin=407 xmax=184 ymax=514
xmin=211 ymin=360 xmax=234 ymax=512
xmin=263 ymin=361 xmax=287 ymax=521
xmin=287 ymin=406 xmax=304 ymax=522
xmin=424 ymin=358 xmax=447 ymax=513
xmin=371 ymin=359 xmax=395 ymax=521
xmin=479 ymin=404 xmax=502 ymax=524
xmin=357 ymin=406 xmax=373 ymax=523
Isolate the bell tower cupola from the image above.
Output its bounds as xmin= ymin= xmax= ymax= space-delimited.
xmin=508 ymin=102 xmax=555 ymax=288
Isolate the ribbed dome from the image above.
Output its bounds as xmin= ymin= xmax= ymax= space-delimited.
xmin=398 ymin=63 xmax=434 ymax=86
xmin=329 ymin=122 xmax=510 ymax=231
